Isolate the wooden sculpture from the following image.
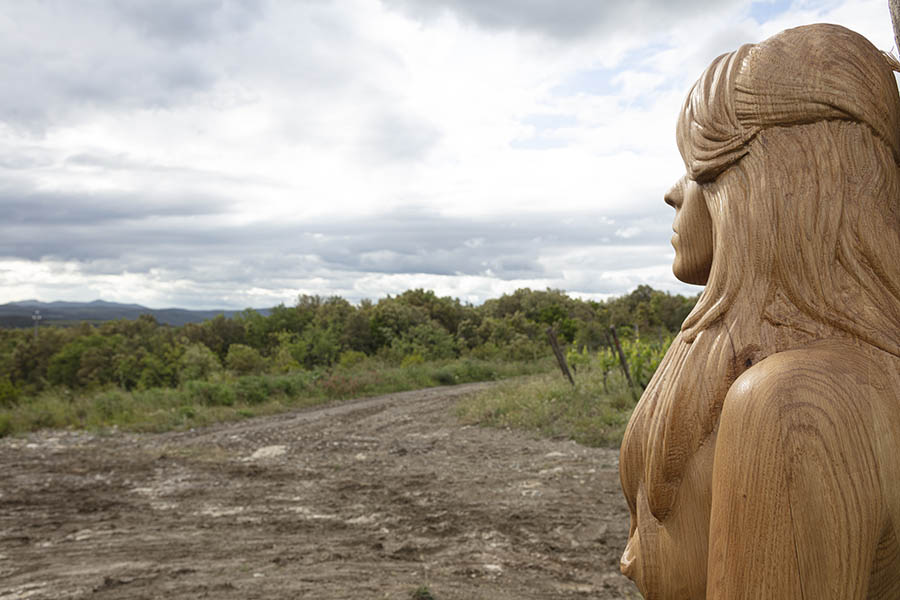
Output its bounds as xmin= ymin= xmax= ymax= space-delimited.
xmin=619 ymin=24 xmax=900 ymax=599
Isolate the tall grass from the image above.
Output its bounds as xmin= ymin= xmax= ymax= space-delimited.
xmin=456 ymin=369 xmax=636 ymax=448
xmin=0 ymin=357 xmax=553 ymax=437
xmin=457 ymin=337 xmax=673 ymax=448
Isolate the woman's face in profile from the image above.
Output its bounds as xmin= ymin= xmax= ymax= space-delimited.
xmin=665 ymin=175 xmax=713 ymax=285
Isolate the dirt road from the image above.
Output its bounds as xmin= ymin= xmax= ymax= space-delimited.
xmin=0 ymin=382 xmax=641 ymax=599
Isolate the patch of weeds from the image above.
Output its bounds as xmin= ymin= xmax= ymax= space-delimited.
xmin=410 ymin=585 xmax=436 ymax=600
xmin=400 ymin=353 xmax=425 ymax=368
xmin=269 ymin=373 xmax=306 ymax=396
xmin=91 ymin=389 xmax=134 ymax=423
xmin=337 ymin=349 xmax=367 ymax=369
xmin=456 ymin=367 xmax=639 ymax=448
xmin=431 ymin=366 xmax=458 ymax=386
xmin=453 ymin=359 xmax=498 ymax=382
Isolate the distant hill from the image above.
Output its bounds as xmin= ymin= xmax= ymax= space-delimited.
xmin=0 ymin=299 xmax=271 ymax=328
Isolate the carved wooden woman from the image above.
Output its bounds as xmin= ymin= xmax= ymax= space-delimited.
xmin=619 ymin=24 xmax=900 ymax=599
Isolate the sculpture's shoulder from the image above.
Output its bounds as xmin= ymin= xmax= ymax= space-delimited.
xmin=720 ymin=339 xmax=898 ymax=455
xmin=710 ymin=343 xmax=900 ymax=600
xmin=731 ymin=338 xmax=889 ymax=398
xmin=725 ymin=340 xmax=891 ymax=416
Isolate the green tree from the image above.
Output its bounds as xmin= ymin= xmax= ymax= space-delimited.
xmin=47 ymin=334 xmax=123 ymax=388
xmin=178 ymin=343 xmax=222 ymax=383
xmin=197 ymin=315 xmax=247 ymax=360
xmin=291 ymin=326 xmax=341 ymax=369
xmin=236 ymin=308 xmax=270 ymax=352
xmin=389 ymin=320 xmax=459 ymax=361
xmin=0 ymin=375 xmax=20 ymax=407
xmin=396 ymin=288 xmax=468 ymax=334
xmin=11 ymin=327 xmax=74 ymax=389
xmin=225 ymin=343 xmax=265 ymax=375
xmin=137 ymin=355 xmax=172 ymax=389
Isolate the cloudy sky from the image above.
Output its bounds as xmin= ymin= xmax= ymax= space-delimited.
xmin=1 ymin=0 xmax=896 ymax=309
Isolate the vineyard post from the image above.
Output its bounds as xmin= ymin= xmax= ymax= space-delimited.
xmin=609 ymin=325 xmax=637 ymax=399
xmin=546 ymin=326 xmax=575 ymax=386
xmin=891 ymin=0 xmax=900 ymax=52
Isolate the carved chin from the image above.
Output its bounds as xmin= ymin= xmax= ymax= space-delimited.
xmin=673 ymin=257 xmax=710 ymax=286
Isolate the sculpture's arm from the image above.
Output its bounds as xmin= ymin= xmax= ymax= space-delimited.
xmin=706 ymin=349 xmax=883 ymax=599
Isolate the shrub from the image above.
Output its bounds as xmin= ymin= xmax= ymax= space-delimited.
xmin=269 ymin=344 xmax=301 ymax=373
xmin=115 ymin=354 xmax=143 ymax=390
xmin=235 ymin=376 xmax=270 ymax=405
xmin=268 ymin=373 xmax=306 ymax=396
xmin=0 ymin=413 xmax=11 ymax=437
xmin=432 ymin=367 xmax=457 ymax=386
xmin=0 ymin=375 xmax=20 ymax=407
xmin=92 ymin=389 xmax=132 ymax=421
xmin=390 ymin=321 xmax=458 ymax=361
xmin=225 ymin=344 xmax=265 ymax=375
xmin=338 ymin=349 xmax=367 ymax=369
xmin=453 ymin=359 xmax=497 ymax=382
xmin=185 ymin=380 xmax=236 ymax=406
xmin=137 ymin=355 xmax=172 ymax=390
xmin=293 ymin=326 xmax=341 ymax=368
xmin=178 ymin=343 xmax=222 ymax=383
xmin=318 ymin=372 xmax=362 ymax=399
xmin=400 ymin=353 xmax=425 ymax=367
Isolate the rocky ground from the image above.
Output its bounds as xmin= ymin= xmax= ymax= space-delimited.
xmin=0 ymin=382 xmax=641 ymax=599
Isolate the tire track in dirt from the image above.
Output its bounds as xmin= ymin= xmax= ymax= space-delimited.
xmin=0 ymin=382 xmax=641 ymax=599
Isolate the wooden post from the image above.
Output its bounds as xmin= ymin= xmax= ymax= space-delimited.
xmin=546 ymin=326 xmax=575 ymax=386
xmin=890 ymin=0 xmax=900 ymax=52
xmin=609 ymin=326 xmax=636 ymax=394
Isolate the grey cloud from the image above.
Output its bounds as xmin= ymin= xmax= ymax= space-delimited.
xmin=381 ymin=0 xmax=744 ymax=39
xmin=1 ymin=194 xmax=682 ymax=307
xmin=2 ymin=188 xmax=228 ymax=227
xmin=0 ymin=149 xmax=56 ymax=170
xmin=113 ymin=0 xmax=264 ymax=45
xmin=1 ymin=190 xmax=671 ymax=287
xmin=0 ymin=0 xmax=410 ymax=145
xmin=63 ymin=151 xmax=285 ymax=188
xmin=0 ymin=1 xmax=283 ymax=130
xmin=0 ymin=2 xmax=223 ymax=129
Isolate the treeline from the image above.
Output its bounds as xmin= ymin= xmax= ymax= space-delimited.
xmin=0 ymin=285 xmax=696 ymax=404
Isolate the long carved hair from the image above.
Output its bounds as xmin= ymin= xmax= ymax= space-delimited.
xmin=621 ymin=24 xmax=900 ymax=521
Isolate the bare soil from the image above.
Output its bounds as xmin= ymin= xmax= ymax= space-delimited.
xmin=0 ymin=382 xmax=641 ymax=599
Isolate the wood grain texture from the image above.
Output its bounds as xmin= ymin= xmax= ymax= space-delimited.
xmin=619 ymin=24 xmax=900 ymax=599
